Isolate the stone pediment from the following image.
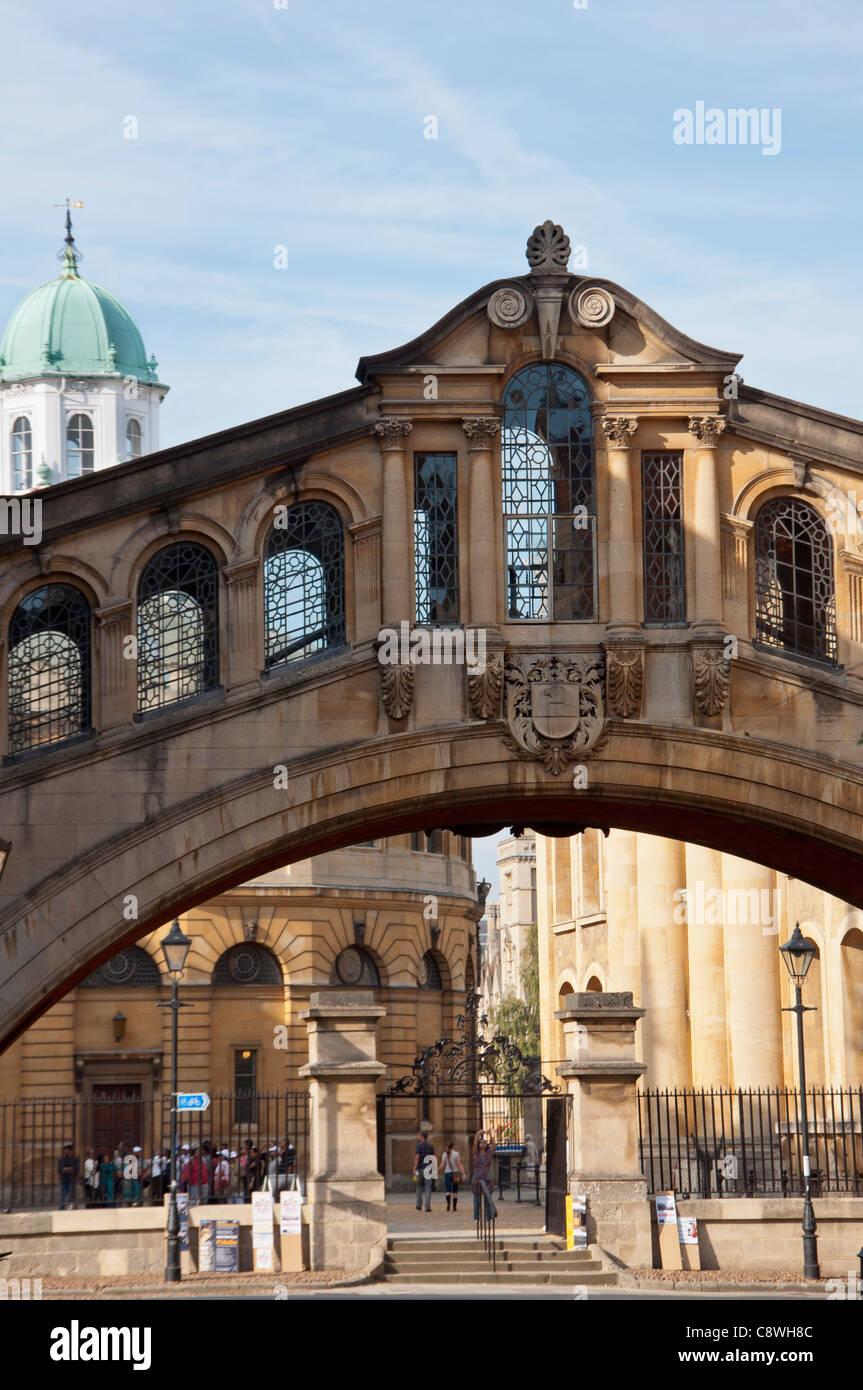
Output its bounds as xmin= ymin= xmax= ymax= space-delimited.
xmin=356 ymin=222 xmax=741 ymax=383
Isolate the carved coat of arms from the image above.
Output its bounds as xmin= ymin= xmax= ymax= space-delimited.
xmin=503 ymin=654 xmax=605 ymax=774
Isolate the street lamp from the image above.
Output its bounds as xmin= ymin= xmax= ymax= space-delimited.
xmin=157 ymin=919 xmax=191 ymax=1284
xmin=779 ymin=922 xmax=820 ymax=1280
xmin=112 ymin=1010 xmax=126 ymax=1044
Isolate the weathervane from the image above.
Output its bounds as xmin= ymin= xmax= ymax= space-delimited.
xmin=54 ymin=198 xmax=84 ymax=269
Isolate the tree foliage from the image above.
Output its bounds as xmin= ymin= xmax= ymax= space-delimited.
xmin=489 ymin=924 xmax=540 ymax=1058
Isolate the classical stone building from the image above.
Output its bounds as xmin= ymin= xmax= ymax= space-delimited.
xmin=479 ymin=830 xmax=537 ymax=1018
xmin=0 ymin=833 xmax=478 ymax=1190
xmin=538 ymin=828 xmax=863 ymax=1088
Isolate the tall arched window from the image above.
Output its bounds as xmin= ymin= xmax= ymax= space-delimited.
xmin=8 ymin=584 xmax=91 ymax=753
xmin=502 ymin=363 xmax=596 ymax=620
xmin=66 ymin=414 xmax=94 ymax=478
xmin=418 ymin=951 xmax=443 ymax=990
xmin=264 ymin=501 xmax=345 ymax=668
xmin=754 ymin=498 xmax=837 ymax=664
xmin=125 ymin=418 xmax=142 ymax=460
xmin=137 ymin=543 xmax=219 ymax=714
xmin=11 ymin=417 xmax=32 ymax=491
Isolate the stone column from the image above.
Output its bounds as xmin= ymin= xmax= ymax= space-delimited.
xmin=722 ymin=855 xmax=783 ymax=1087
xmin=299 ymin=991 xmax=387 ymax=1272
xmin=684 ymin=843 xmax=730 ymax=1087
xmin=95 ymin=598 xmax=136 ymax=729
xmin=636 ymin=835 xmax=691 ymax=1087
xmin=688 ymin=416 xmax=726 ymax=631
xmin=556 ymin=992 xmax=651 ymax=1266
xmin=462 ymin=417 xmax=500 ymax=627
xmin=374 ymin=419 xmax=413 ymax=628
xmin=222 ymin=556 xmax=260 ymax=689
xmin=600 ymin=416 xmax=639 ymax=632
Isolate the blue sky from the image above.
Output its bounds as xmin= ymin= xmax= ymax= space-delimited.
xmin=2 ymin=0 xmax=860 ymax=899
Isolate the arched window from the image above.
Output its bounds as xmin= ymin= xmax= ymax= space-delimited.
xmin=330 ymin=946 xmax=380 ymax=987
xmin=11 ymin=417 xmax=32 ymax=491
xmin=502 ymin=363 xmax=596 ymax=620
xmin=8 ymin=584 xmax=91 ymax=753
xmin=585 ymin=975 xmax=603 ymax=992
xmin=754 ymin=498 xmax=837 ymax=664
xmin=264 ymin=502 xmax=345 ymax=668
xmin=137 ymin=543 xmax=219 ymax=714
xmin=213 ymin=943 xmax=283 ymax=985
xmin=66 ymin=413 xmax=94 ymax=478
xmin=80 ymin=946 xmax=161 ymax=987
xmin=841 ymin=927 xmax=863 ymax=1084
xmin=125 ymin=418 xmax=142 ymax=460
xmin=418 ymin=951 xmax=443 ymax=990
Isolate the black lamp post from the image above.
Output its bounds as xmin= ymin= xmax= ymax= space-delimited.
xmin=779 ymin=922 xmax=820 ymax=1280
xmin=157 ymin=919 xmax=191 ymax=1284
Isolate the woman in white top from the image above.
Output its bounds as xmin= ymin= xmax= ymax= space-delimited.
xmin=438 ymin=1140 xmax=466 ymax=1212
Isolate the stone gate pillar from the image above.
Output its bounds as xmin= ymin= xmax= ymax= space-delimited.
xmin=555 ymin=991 xmax=651 ymax=1267
xmin=299 ymin=990 xmax=387 ymax=1272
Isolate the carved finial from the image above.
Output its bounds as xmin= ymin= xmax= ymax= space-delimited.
xmin=526 ymin=220 xmax=571 ymax=274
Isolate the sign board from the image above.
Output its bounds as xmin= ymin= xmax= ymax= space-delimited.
xmin=252 ymin=1191 xmax=274 ymax=1230
xmin=654 ymin=1191 xmax=682 ymax=1270
xmin=199 ymin=1220 xmax=240 ymax=1273
xmin=176 ymin=1093 xmax=210 ymax=1112
xmin=677 ymin=1214 xmax=701 ymax=1271
xmin=280 ymin=1192 xmax=302 ymax=1236
xmin=565 ymin=1194 xmax=587 ymax=1251
xmin=252 ymin=1190 xmax=276 ymax=1272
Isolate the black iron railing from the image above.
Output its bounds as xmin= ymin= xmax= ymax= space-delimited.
xmin=0 ymin=1091 xmax=310 ymax=1211
xmin=639 ymin=1087 xmax=863 ymax=1197
xmin=475 ymin=1179 xmax=497 ymax=1271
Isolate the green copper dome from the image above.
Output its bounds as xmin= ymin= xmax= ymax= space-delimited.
xmin=0 ymin=244 xmax=160 ymax=385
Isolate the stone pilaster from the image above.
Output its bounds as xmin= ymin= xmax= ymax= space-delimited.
xmin=556 ymin=992 xmax=651 ymax=1267
xmin=688 ymin=416 xmax=726 ymax=631
xmin=95 ymin=599 xmax=136 ymax=729
xmin=222 ymin=556 xmax=260 ymax=689
xmin=299 ymin=991 xmax=387 ymax=1273
xmin=600 ymin=416 xmax=639 ymax=632
xmin=463 ymin=417 xmax=500 ymax=627
xmin=374 ymin=419 xmax=412 ymax=627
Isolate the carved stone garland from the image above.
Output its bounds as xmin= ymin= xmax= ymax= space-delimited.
xmin=603 ymin=644 xmax=644 ymax=719
xmin=692 ymin=646 xmax=731 ymax=715
xmin=467 ymin=653 xmax=504 ymax=721
xmin=380 ymin=663 xmax=415 ymax=720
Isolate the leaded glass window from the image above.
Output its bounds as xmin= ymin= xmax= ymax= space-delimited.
xmin=80 ymin=946 xmax=161 ymax=987
xmin=414 ymin=453 xmax=458 ymax=623
xmin=754 ymin=498 xmax=837 ymax=664
xmin=502 ymin=363 xmax=596 ymax=620
xmin=137 ymin=542 xmax=219 ymax=713
xmin=213 ymin=943 xmax=283 ymax=985
xmin=8 ymin=583 xmax=91 ymax=754
xmin=11 ymin=417 xmax=32 ymax=491
xmin=642 ymin=451 xmax=686 ymax=624
xmin=66 ymin=413 xmax=94 ymax=478
xmin=265 ymin=502 xmax=345 ymax=668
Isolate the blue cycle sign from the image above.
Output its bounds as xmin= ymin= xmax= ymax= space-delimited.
xmin=176 ymin=1092 xmax=210 ymax=1111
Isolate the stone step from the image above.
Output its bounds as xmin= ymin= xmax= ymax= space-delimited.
xmin=385 ymin=1270 xmax=617 ymax=1286
xmin=387 ymin=1238 xmax=568 ymax=1253
xmin=385 ymin=1258 xmax=604 ymax=1275
xmin=385 ymin=1250 xmax=599 ymax=1266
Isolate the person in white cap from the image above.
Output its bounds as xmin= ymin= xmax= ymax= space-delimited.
xmin=214 ymin=1148 xmax=230 ymax=1201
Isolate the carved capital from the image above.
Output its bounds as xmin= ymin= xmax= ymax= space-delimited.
xmin=602 ymin=642 xmax=644 ymax=719
xmin=688 ymin=416 xmax=726 ymax=448
xmin=462 ymin=418 xmax=500 ymax=452
xmin=380 ymin=662 xmax=415 ymax=720
xmin=373 ymin=419 xmax=413 ymax=451
xmin=467 ymin=653 xmax=503 ymax=720
xmin=601 ymin=416 xmax=638 ymax=448
xmin=691 ymin=644 xmax=731 ymax=715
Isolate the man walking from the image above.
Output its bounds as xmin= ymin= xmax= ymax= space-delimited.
xmin=413 ymin=1130 xmax=436 ymax=1212
xmin=57 ymin=1144 xmax=78 ymax=1210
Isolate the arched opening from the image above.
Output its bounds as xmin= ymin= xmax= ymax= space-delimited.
xmin=11 ymin=417 xmax=32 ymax=491
xmin=66 ymin=413 xmax=94 ymax=478
xmin=136 ymin=543 xmax=219 ymax=714
xmin=212 ymin=943 xmax=283 ymax=986
xmin=125 ymin=418 xmax=143 ymax=460
xmin=557 ymin=980 xmax=574 ymax=1062
xmin=330 ymin=945 xmax=380 ymax=988
xmin=754 ymin=497 xmax=837 ymax=664
xmin=7 ymin=583 xmax=91 ymax=754
xmin=264 ymin=501 xmax=345 ymax=667
xmin=585 ymin=975 xmax=603 ymax=992
xmin=501 ymin=362 xmax=595 ymax=621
